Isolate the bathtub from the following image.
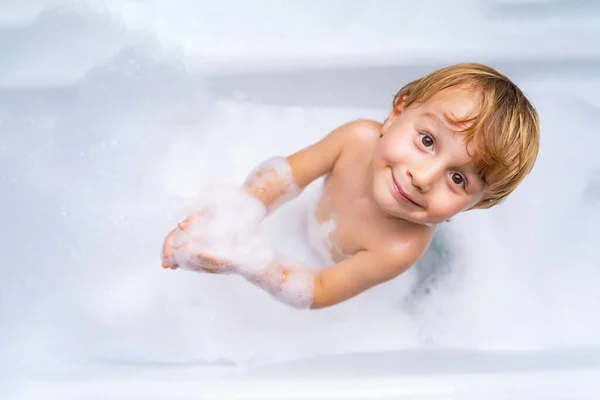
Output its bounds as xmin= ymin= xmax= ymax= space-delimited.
xmin=12 ymin=60 xmax=600 ymax=400
xmin=3 ymin=3 xmax=600 ymax=399
xmin=18 ymin=349 xmax=600 ymax=399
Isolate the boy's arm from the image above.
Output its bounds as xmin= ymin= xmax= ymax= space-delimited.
xmin=245 ymin=241 xmax=427 ymax=309
xmin=242 ymin=121 xmax=358 ymax=215
xmin=162 ymin=121 xmax=359 ymax=270
xmin=167 ymin=223 xmax=428 ymax=308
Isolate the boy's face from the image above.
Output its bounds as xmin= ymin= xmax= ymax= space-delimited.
xmin=372 ymin=87 xmax=487 ymax=226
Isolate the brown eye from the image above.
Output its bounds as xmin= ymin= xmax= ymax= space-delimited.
xmin=419 ymin=133 xmax=434 ymax=149
xmin=450 ymin=172 xmax=466 ymax=187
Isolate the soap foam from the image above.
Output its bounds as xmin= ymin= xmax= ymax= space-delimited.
xmin=306 ymin=200 xmax=337 ymax=266
xmin=243 ymin=156 xmax=302 ymax=215
xmin=171 ymin=185 xmax=275 ymax=276
xmin=248 ymin=257 xmax=317 ymax=309
xmin=171 ymin=183 xmax=317 ymax=309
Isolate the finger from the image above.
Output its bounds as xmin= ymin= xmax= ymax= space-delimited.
xmin=178 ymin=216 xmax=195 ymax=230
xmin=163 ymin=229 xmax=177 ymax=260
xmin=170 ymin=264 xmax=179 ymax=270
xmin=178 ymin=210 xmax=213 ymax=230
xmin=194 ymin=253 xmax=229 ymax=269
xmin=177 ymin=221 xmax=189 ymax=230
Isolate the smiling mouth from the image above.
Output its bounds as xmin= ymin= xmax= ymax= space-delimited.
xmin=391 ymin=171 xmax=422 ymax=208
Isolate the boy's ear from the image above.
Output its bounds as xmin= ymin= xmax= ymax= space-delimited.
xmin=381 ymin=95 xmax=407 ymax=136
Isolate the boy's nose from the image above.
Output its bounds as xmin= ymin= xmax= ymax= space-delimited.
xmin=407 ymin=167 xmax=436 ymax=193
xmin=408 ymin=172 xmax=428 ymax=193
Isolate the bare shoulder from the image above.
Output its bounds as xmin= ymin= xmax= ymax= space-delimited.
xmin=333 ymin=119 xmax=382 ymax=161
xmin=340 ymin=119 xmax=382 ymax=143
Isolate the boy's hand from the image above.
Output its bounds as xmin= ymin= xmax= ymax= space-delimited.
xmin=161 ymin=217 xmax=235 ymax=274
xmin=161 ymin=186 xmax=276 ymax=276
xmin=161 ymin=227 xmax=179 ymax=269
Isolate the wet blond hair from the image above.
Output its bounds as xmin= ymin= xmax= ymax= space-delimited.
xmin=393 ymin=63 xmax=540 ymax=208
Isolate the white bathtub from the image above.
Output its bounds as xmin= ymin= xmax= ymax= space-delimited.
xmin=11 ymin=59 xmax=600 ymax=400
xmin=3 ymin=3 xmax=600 ymax=399
xmin=17 ymin=348 xmax=600 ymax=399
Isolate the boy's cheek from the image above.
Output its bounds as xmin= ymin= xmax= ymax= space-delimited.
xmin=427 ymin=200 xmax=468 ymax=222
xmin=380 ymin=136 xmax=413 ymax=165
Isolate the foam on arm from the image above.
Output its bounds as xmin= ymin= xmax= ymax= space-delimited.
xmin=241 ymin=248 xmax=421 ymax=309
xmin=242 ymin=157 xmax=302 ymax=216
xmin=242 ymin=256 xmax=318 ymax=309
xmin=239 ymin=249 xmax=411 ymax=310
xmin=242 ymin=121 xmax=353 ymax=215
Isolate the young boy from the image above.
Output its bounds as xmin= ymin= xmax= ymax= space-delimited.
xmin=161 ymin=63 xmax=540 ymax=310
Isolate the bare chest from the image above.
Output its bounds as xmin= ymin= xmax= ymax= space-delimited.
xmin=307 ymin=167 xmax=399 ymax=264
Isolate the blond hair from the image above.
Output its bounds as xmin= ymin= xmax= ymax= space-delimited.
xmin=393 ymin=63 xmax=540 ymax=208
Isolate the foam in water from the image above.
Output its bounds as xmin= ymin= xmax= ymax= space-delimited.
xmin=1 ymin=2 xmax=600 ymax=381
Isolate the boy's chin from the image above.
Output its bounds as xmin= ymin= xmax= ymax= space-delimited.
xmin=374 ymin=198 xmax=432 ymax=226
xmin=372 ymin=187 xmax=400 ymax=215
xmin=402 ymin=214 xmax=437 ymax=227
xmin=381 ymin=203 xmax=450 ymax=226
